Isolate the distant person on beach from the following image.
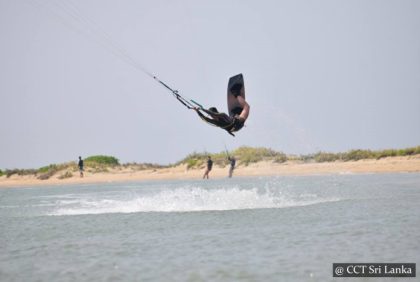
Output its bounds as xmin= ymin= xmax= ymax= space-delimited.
xmin=228 ymin=156 xmax=236 ymax=178
xmin=78 ymin=156 xmax=84 ymax=178
xmin=203 ymin=156 xmax=213 ymax=179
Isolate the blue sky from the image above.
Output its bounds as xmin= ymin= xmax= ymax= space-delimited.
xmin=0 ymin=0 xmax=419 ymax=168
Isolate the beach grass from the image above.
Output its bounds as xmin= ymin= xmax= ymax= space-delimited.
xmin=177 ymin=146 xmax=420 ymax=168
xmin=1 ymin=146 xmax=419 ymax=180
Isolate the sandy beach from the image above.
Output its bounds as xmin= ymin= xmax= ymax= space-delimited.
xmin=1 ymin=155 xmax=419 ymax=188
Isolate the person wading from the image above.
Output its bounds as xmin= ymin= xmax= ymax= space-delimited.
xmin=203 ymin=156 xmax=213 ymax=179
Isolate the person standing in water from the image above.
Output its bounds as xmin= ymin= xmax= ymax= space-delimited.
xmin=228 ymin=156 xmax=236 ymax=178
xmin=78 ymin=156 xmax=84 ymax=178
xmin=203 ymin=156 xmax=213 ymax=179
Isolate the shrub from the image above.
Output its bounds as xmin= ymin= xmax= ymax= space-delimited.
xmin=298 ymin=154 xmax=315 ymax=162
xmin=342 ymin=150 xmax=374 ymax=161
xmin=85 ymin=155 xmax=119 ymax=166
xmin=211 ymin=152 xmax=229 ymax=167
xmin=373 ymin=147 xmax=420 ymax=159
xmin=314 ymin=152 xmax=340 ymax=162
xmin=38 ymin=171 xmax=55 ymax=180
xmin=233 ymin=146 xmax=287 ymax=165
xmin=397 ymin=146 xmax=420 ymax=156
xmin=58 ymin=171 xmax=73 ymax=179
xmin=376 ymin=149 xmax=397 ymax=159
xmin=36 ymin=164 xmax=64 ymax=180
xmin=0 ymin=169 xmax=3 ymax=177
xmin=186 ymin=158 xmax=199 ymax=169
xmin=38 ymin=164 xmax=57 ymax=174
xmin=175 ymin=151 xmax=231 ymax=169
xmin=91 ymin=167 xmax=109 ymax=173
xmin=5 ymin=169 xmax=37 ymax=178
xmin=122 ymin=162 xmax=166 ymax=170
xmin=176 ymin=152 xmax=207 ymax=169
xmin=5 ymin=169 xmax=18 ymax=178
xmin=273 ymin=153 xmax=287 ymax=163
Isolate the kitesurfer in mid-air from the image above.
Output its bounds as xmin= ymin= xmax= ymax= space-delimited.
xmin=193 ymin=93 xmax=250 ymax=136
xmin=193 ymin=73 xmax=249 ymax=136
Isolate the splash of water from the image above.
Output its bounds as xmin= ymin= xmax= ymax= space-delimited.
xmin=49 ymin=187 xmax=339 ymax=216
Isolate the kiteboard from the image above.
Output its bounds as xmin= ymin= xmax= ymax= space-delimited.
xmin=227 ymin=73 xmax=245 ymax=116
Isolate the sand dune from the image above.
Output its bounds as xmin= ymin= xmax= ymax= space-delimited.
xmin=1 ymin=155 xmax=419 ymax=188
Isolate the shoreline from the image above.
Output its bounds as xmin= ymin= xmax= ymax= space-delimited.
xmin=1 ymin=155 xmax=419 ymax=188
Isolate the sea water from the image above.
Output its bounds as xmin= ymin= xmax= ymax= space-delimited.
xmin=0 ymin=173 xmax=419 ymax=282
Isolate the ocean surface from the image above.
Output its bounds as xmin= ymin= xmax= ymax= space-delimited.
xmin=0 ymin=173 xmax=419 ymax=282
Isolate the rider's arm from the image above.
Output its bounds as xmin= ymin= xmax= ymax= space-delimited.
xmin=236 ymin=96 xmax=250 ymax=121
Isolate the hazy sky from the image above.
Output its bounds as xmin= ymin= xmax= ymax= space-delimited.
xmin=1 ymin=0 xmax=419 ymax=169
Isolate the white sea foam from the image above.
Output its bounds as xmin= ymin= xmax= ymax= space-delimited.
xmin=49 ymin=187 xmax=340 ymax=216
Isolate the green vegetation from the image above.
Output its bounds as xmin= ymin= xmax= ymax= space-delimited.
xmin=180 ymin=152 xmax=206 ymax=169
xmin=37 ymin=163 xmax=75 ymax=180
xmin=273 ymin=153 xmax=288 ymax=163
xmin=233 ymin=146 xmax=287 ymax=165
xmin=84 ymin=155 xmax=120 ymax=174
xmin=58 ymin=171 xmax=73 ymax=179
xmin=177 ymin=146 xmax=288 ymax=168
xmin=122 ymin=162 xmax=166 ymax=170
xmin=176 ymin=152 xmax=212 ymax=169
xmin=342 ymin=150 xmax=373 ymax=161
xmin=176 ymin=146 xmax=420 ymax=168
xmin=1 ymin=155 xmax=165 ymax=180
xmin=85 ymin=155 xmax=119 ymax=166
xmin=313 ymin=152 xmax=341 ymax=163
xmin=304 ymin=146 xmax=420 ymax=162
xmin=5 ymin=168 xmax=37 ymax=178
xmin=1 ymin=146 xmax=419 ymax=179
xmin=175 ymin=151 xmax=231 ymax=170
